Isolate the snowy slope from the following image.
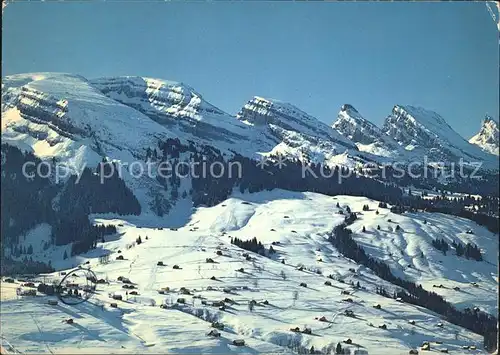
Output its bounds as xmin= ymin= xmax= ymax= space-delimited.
xmin=2 ymin=73 xmax=381 ymax=203
xmin=187 ymin=190 xmax=498 ymax=315
xmin=332 ymin=104 xmax=402 ymax=158
xmin=2 ymin=73 xmax=170 ymax=162
xmin=2 ymin=190 xmax=495 ymax=354
xmin=469 ymin=116 xmax=499 ymax=156
xmin=1 ymin=73 xmax=182 ymax=212
xmin=382 ymin=105 xmax=498 ymax=169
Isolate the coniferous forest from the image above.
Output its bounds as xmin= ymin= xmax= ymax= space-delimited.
xmin=1 ymin=144 xmax=139 ymax=266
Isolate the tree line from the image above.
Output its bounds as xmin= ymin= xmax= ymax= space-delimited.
xmin=1 ymin=144 xmax=139 ymax=269
xmin=431 ymin=238 xmax=483 ymax=261
xmin=0 ymin=256 xmax=54 ymax=275
xmin=230 ymin=237 xmax=265 ymax=254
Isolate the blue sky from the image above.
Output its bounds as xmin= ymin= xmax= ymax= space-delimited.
xmin=2 ymin=1 xmax=498 ymax=138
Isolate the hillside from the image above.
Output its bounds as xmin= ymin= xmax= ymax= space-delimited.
xmin=2 ymin=190 xmax=497 ymax=354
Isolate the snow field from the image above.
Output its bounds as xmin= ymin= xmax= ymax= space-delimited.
xmin=3 ymin=190 xmax=495 ymax=354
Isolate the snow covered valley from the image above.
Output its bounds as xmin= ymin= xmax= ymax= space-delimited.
xmin=1 ymin=190 xmax=497 ymax=354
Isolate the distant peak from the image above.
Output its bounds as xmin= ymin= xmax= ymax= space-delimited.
xmin=476 ymin=115 xmax=499 ymax=136
xmin=341 ymin=104 xmax=359 ymax=114
xmin=469 ymin=114 xmax=499 ymax=155
xmin=391 ymin=105 xmax=448 ymax=126
xmin=335 ymin=104 xmax=370 ymax=126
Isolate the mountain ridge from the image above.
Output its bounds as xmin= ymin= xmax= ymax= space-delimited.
xmin=382 ymin=105 xmax=497 ymax=165
xmin=332 ymin=104 xmax=403 ymax=158
xmin=2 ymin=72 xmax=498 ymax=176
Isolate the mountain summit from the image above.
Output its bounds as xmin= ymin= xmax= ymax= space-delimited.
xmin=382 ymin=105 xmax=497 ymax=165
xmin=469 ymin=115 xmax=499 ymax=156
xmin=332 ymin=104 xmax=402 ymax=157
xmin=236 ymin=96 xmax=358 ymax=163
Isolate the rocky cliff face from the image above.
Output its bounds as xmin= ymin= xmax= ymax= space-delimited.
xmin=469 ymin=115 xmax=499 ymax=156
xmin=382 ymin=105 xmax=497 ymax=167
xmin=332 ymin=104 xmax=401 ymax=158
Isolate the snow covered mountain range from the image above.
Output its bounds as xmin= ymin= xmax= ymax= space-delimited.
xmin=469 ymin=115 xmax=499 ymax=156
xmin=2 ymin=72 xmax=499 ymax=217
xmin=332 ymin=104 xmax=499 ymax=167
xmin=2 ymin=72 xmax=498 ymax=176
